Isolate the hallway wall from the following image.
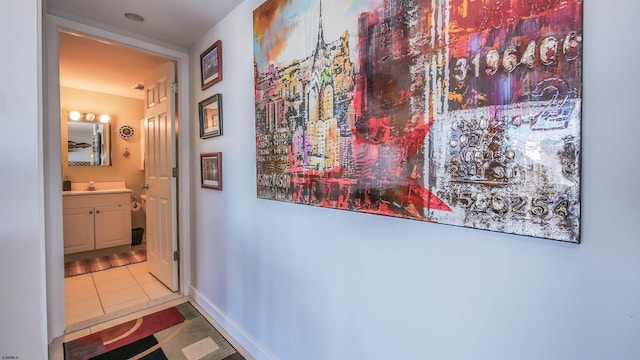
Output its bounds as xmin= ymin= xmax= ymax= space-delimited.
xmin=1 ymin=6 xmax=193 ymax=357
xmin=0 ymin=0 xmax=48 ymax=359
xmin=190 ymin=1 xmax=640 ymax=359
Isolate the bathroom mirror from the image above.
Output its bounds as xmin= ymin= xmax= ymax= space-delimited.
xmin=67 ymin=121 xmax=112 ymax=166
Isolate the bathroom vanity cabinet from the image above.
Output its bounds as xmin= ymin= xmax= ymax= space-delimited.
xmin=63 ymin=192 xmax=131 ymax=254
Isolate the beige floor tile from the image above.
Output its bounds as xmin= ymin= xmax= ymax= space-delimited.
xmin=91 ymin=266 xmax=132 ymax=283
xmin=65 ymin=285 xmax=100 ymax=303
xmin=148 ymin=291 xmax=176 ymax=301
xmin=127 ymin=262 xmax=149 ymax=274
xmin=99 ymin=285 xmax=148 ymax=307
xmin=103 ymin=297 xmax=149 ymax=314
xmin=140 ymin=281 xmax=172 ymax=298
xmin=132 ymin=271 xmax=157 ymax=285
xmin=94 ymin=276 xmax=139 ymax=294
xmin=66 ymin=295 xmax=103 ymax=316
xmin=65 ymin=261 xmax=183 ymax=330
xmin=66 ymin=298 xmax=105 ymax=326
xmin=64 ymin=273 xmax=94 ymax=289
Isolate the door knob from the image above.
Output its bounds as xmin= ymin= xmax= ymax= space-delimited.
xmin=141 ymin=184 xmax=149 ymax=190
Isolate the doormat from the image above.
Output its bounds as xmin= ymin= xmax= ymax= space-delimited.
xmin=64 ymin=301 xmax=245 ymax=360
xmin=65 ymin=245 xmax=147 ymax=278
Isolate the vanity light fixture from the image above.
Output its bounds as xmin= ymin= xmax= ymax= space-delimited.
xmin=67 ymin=111 xmax=111 ymax=123
xmin=69 ymin=111 xmax=81 ymax=121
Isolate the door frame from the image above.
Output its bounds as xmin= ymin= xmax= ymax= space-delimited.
xmin=44 ymin=14 xmax=192 ymax=340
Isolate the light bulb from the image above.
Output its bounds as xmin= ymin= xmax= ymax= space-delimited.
xmin=85 ymin=113 xmax=96 ymax=121
xmin=99 ymin=114 xmax=110 ymax=123
xmin=69 ymin=111 xmax=81 ymax=121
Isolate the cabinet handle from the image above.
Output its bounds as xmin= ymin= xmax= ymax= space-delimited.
xmin=96 ymin=210 xmax=100 ymax=214
xmin=89 ymin=210 xmax=93 ymax=214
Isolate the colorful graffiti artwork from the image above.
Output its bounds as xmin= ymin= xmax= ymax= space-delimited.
xmin=253 ymin=0 xmax=582 ymax=242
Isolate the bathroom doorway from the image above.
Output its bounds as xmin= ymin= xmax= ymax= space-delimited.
xmin=58 ymin=30 xmax=182 ymax=329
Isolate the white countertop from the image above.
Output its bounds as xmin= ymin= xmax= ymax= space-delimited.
xmin=63 ymin=181 xmax=132 ymax=196
xmin=63 ymin=188 xmax=133 ymax=196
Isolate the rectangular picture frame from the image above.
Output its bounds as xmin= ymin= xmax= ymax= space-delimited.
xmin=200 ymin=152 xmax=222 ymax=190
xmin=253 ymin=0 xmax=583 ymax=243
xmin=199 ymin=93 xmax=223 ymax=139
xmin=200 ymin=40 xmax=222 ymax=90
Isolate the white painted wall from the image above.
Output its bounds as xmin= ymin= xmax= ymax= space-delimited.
xmin=190 ymin=1 xmax=640 ymax=359
xmin=0 ymin=0 xmax=48 ymax=359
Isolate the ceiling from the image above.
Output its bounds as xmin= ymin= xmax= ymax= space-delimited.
xmin=47 ymin=0 xmax=243 ymax=49
xmin=50 ymin=0 xmax=244 ymax=99
xmin=59 ymin=31 xmax=170 ymax=99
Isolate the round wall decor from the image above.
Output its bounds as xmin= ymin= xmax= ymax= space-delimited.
xmin=119 ymin=125 xmax=135 ymax=139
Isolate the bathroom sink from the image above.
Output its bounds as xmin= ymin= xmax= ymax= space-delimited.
xmin=62 ymin=181 xmax=132 ymax=196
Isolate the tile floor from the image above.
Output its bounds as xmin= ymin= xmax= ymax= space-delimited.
xmin=64 ymin=261 xmax=175 ymax=327
xmin=61 ymin=297 xmax=190 ymax=344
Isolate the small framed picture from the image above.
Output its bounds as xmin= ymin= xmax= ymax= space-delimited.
xmin=200 ymin=40 xmax=222 ymax=90
xmin=201 ymin=152 xmax=222 ymax=190
xmin=199 ymin=94 xmax=223 ymax=138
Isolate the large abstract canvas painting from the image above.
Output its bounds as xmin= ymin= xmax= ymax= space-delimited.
xmin=253 ymin=0 xmax=582 ymax=242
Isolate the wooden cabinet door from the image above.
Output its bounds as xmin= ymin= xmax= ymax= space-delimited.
xmin=94 ymin=204 xmax=131 ymax=249
xmin=63 ymin=207 xmax=95 ymax=254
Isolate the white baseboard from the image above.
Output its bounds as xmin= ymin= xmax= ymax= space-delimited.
xmin=190 ymin=286 xmax=276 ymax=360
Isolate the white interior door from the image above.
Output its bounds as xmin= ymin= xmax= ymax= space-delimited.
xmin=144 ymin=62 xmax=179 ymax=291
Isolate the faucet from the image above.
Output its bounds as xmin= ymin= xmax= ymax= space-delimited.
xmin=87 ymin=181 xmax=95 ymax=190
